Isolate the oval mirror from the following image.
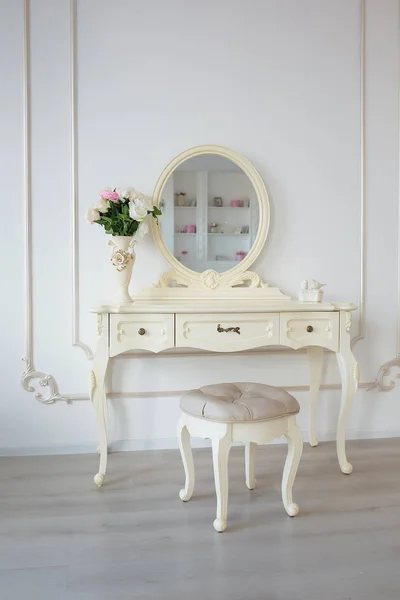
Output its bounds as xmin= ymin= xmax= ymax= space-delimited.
xmin=152 ymin=146 xmax=270 ymax=284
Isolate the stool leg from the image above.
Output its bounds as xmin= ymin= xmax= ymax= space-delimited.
xmin=282 ymin=419 xmax=303 ymax=517
xmin=245 ymin=442 xmax=257 ymax=490
xmin=178 ymin=417 xmax=195 ymax=502
xmin=212 ymin=430 xmax=232 ymax=532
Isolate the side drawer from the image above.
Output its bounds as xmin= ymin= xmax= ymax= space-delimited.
xmin=176 ymin=313 xmax=280 ymax=352
xmin=280 ymin=312 xmax=339 ymax=351
xmin=110 ymin=314 xmax=175 ymax=356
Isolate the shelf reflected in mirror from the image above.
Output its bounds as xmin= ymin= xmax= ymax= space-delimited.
xmin=159 ymin=153 xmax=260 ymax=273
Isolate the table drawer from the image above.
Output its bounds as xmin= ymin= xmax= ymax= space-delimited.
xmin=176 ymin=313 xmax=279 ymax=352
xmin=110 ymin=314 xmax=175 ymax=356
xmin=280 ymin=312 xmax=339 ymax=351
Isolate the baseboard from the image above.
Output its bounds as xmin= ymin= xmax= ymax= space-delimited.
xmin=0 ymin=437 xmax=210 ymax=457
xmin=1 ymin=428 xmax=399 ymax=457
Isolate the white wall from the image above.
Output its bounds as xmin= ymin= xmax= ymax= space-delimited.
xmin=1 ymin=0 xmax=400 ymax=455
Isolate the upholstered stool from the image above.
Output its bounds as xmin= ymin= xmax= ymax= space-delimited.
xmin=178 ymin=382 xmax=303 ymax=532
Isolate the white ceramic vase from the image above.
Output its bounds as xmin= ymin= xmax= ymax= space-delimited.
xmin=108 ymin=236 xmax=136 ymax=304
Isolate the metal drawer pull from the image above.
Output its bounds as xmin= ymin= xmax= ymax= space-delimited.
xmin=217 ymin=324 xmax=241 ymax=335
xmin=138 ymin=328 xmax=146 ymax=336
xmin=306 ymin=325 xmax=314 ymax=333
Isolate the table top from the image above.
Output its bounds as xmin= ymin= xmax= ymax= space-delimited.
xmin=90 ymin=299 xmax=357 ymax=314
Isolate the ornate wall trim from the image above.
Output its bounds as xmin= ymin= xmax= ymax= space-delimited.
xmin=109 ymin=381 xmax=373 ymax=398
xmin=351 ymin=0 xmax=366 ymax=347
xmin=368 ymin=359 xmax=400 ymax=392
xmin=42 ymin=380 xmax=373 ymax=405
xmin=70 ymin=0 xmax=93 ymax=358
xmin=20 ymin=0 xmax=390 ymax=404
xmin=20 ymin=0 xmax=71 ymax=404
xmin=368 ymin=0 xmax=400 ymax=391
xmin=68 ymin=0 xmax=367 ymax=357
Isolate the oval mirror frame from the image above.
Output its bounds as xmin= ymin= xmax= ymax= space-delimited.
xmin=151 ymin=145 xmax=270 ymax=288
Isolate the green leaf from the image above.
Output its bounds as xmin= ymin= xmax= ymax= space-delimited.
xmin=126 ymin=220 xmax=139 ymax=236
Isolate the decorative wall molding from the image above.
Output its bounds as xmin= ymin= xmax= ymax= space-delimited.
xmin=20 ymin=0 xmax=395 ymax=405
xmin=367 ymin=359 xmax=400 ymax=392
xmin=109 ymin=381 xmax=373 ymax=398
xmin=20 ymin=380 xmax=373 ymax=406
xmin=21 ymin=358 xmax=71 ymax=404
xmin=70 ymin=0 xmax=93 ymax=358
xmin=70 ymin=0 xmax=367 ymax=356
xmin=368 ymin=0 xmax=400 ymax=391
xmin=351 ymin=0 xmax=366 ymax=348
xmin=20 ymin=0 xmax=72 ymax=404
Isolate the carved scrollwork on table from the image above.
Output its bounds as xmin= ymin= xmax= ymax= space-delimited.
xmin=155 ymin=271 xmax=189 ymax=288
xmin=201 ymin=270 xmax=220 ymax=289
xmin=96 ymin=314 xmax=103 ymax=337
xmin=354 ymin=363 xmax=360 ymax=381
xmin=89 ymin=370 xmax=96 ymax=398
xmin=116 ymin=322 xmax=126 ymax=343
xmin=155 ymin=269 xmax=266 ymax=290
xmin=21 ymin=358 xmax=72 ymax=404
xmin=229 ymin=271 xmax=264 ymax=288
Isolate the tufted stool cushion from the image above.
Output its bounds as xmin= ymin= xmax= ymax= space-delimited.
xmin=180 ymin=382 xmax=300 ymax=423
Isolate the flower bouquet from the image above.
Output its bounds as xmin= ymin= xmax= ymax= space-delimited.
xmin=86 ymin=187 xmax=162 ymax=304
xmin=86 ymin=187 xmax=161 ymax=236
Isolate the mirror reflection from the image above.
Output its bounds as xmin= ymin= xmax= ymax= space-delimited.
xmin=160 ymin=154 xmax=259 ymax=273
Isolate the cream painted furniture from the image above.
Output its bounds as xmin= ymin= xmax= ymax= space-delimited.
xmin=89 ymin=145 xmax=359 ymax=487
xmin=178 ymin=383 xmax=303 ymax=532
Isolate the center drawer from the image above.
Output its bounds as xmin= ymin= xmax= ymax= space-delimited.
xmin=176 ymin=313 xmax=280 ymax=352
xmin=110 ymin=314 xmax=175 ymax=356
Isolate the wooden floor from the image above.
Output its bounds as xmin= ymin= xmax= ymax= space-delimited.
xmin=1 ymin=439 xmax=400 ymax=599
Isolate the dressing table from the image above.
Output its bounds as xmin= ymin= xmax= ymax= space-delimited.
xmin=89 ymin=145 xmax=358 ymax=487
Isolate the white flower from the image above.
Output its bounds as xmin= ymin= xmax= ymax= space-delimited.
xmin=137 ymin=219 xmax=149 ymax=237
xmin=126 ymin=187 xmax=137 ymax=201
xmin=86 ymin=206 xmax=100 ymax=223
xmin=135 ymin=191 xmax=153 ymax=210
xmin=129 ymin=199 xmax=148 ymax=221
xmin=116 ymin=187 xmax=153 ymax=207
xmin=96 ymin=198 xmax=109 ymax=213
xmin=117 ymin=187 xmax=136 ymax=201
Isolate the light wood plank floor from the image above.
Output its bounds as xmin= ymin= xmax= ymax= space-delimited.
xmin=1 ymin=439 xmax=400 ymax=599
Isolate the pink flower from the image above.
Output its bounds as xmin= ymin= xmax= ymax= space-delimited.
xmin=99 ymin=189 xmax=120 ymax=203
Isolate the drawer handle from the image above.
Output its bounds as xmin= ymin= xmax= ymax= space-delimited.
xmin=217 ymin=324 xmax=241 ymax=335
xmin=138 ymin=328 xmax=146 ymax=336
xmin=306 ymin=325 xmax=314 ymax=333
